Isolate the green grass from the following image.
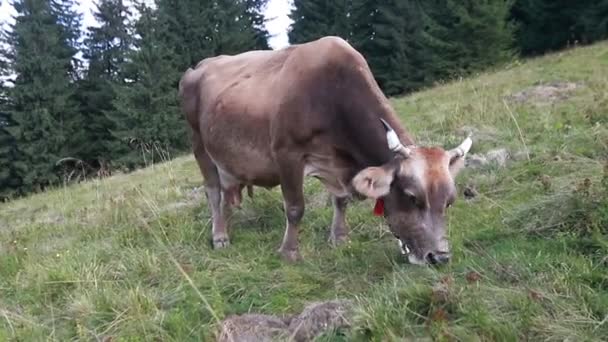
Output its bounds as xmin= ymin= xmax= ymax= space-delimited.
xmin=1 ymin=42 xmax=608 ymax=341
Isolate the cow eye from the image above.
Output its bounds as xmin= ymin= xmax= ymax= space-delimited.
xmin=404 ymin=190 xmax=417 ymax=203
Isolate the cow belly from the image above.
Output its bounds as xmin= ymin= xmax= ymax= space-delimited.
xmin=207 ymin=148 xmax=280 ymax=189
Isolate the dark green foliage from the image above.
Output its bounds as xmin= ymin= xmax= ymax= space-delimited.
xmin=244 ymin=0 xmax=271 ymax=50
xmin=359 ymin=0 xmax=426 ymax=94
xmin=582 ymin=0 xmax=608 ymax=41
xmin=0 ymin=0 xmax=273 ymax=197
xmin=108 ymin=3 xmax=187 ymax=167
xmin=289 ymin=0 xmax=361 ymax=45
xmin=419 ymin=0 xmax=515 ymax=79
xmin=77 ymin=0 xmax=132 ymax=168
xmin=155 ymin=0 xmax=269 ymax=71
xmin=105 ymin=0 xmax=270 ymax=168
xmin=0 ymin=72 xmax=21 ymax=199
xmin=511 ymin=0 xmax=608 ymax=55
xmin=289 ymin=0 xmax=515 ymax=96
xmin=1 ymin=0 xmax=82 ymax=194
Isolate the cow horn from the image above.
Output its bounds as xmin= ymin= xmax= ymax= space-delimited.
xmin=449 ymin=135 xmax=473 ymax=159
xmin=380 ymin=118 xmax=411 ymax=156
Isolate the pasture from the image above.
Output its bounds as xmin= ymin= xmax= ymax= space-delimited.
xmin=1 ymin=42 xmax=607 ymax=341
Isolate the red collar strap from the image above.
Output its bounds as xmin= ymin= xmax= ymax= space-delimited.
xmin=373 ymin=198 xmax=385 ymax=216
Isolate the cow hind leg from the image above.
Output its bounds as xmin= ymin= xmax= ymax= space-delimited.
xmin=192 ymin=131 xmax=230 ymax=248
xmin=329 ymin=196 xmax=350 ymax=245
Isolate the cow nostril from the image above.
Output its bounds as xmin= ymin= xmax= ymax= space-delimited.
xmin=426 ymin=252 xmax=450 ymax=265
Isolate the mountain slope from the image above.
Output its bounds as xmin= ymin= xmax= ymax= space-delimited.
xmin=1 ymin=42 xmax=607 ymax=340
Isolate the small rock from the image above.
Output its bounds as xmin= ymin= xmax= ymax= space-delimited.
xmin=466 ymin=154 xmax=487 ymax=168
xmin=467 ymin=148 xmax=510 ymax=168
xmin=288 ymin=300 xmax=353 ymax=342
xmin=485 ymin=148 xmax=510 ymax=167
xmin=456 ymin=125 xmax=479 ymax=137
xmin=217 ymin=314 xmax=290 ymax=342
xmin=512 ymin=149 xmax=531 ymax=161
xmin=217 ymin=300 xmax=355 ymax=342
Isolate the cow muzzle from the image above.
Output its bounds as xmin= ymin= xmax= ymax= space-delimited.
xmin=395 ymin=235 xmax=451 ymax=266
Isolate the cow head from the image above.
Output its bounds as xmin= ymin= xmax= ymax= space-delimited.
xmin=352 ymin=119 xmax=472 ymax=266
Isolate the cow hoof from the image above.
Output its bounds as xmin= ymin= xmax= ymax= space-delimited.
xmin=213 ymin=237 xmax=230 ymax=249
xmin=278 ymin=248 xmax=302 ymax=262
xmin=329 ymin=234 xmax=350 ymax=246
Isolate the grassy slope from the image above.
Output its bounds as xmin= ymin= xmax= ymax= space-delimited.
xmin=1 ymin=43 xmax=607 ymax=341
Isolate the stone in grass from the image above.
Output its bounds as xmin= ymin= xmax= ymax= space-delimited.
xmin=485 ymin=148 xmax=510 ymax=167
xmin=288 ymin=300 xmax=354 ymax=342
xmin=466 ymin=148 xmax=510 ymax=169
xmin=217 ymin=299 xmax=354 ymax=342
xmin=217 ymin=314 xmax=290 ymax=342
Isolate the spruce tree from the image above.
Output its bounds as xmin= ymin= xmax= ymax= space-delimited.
xmin=77 ymin=0 xmax=132 ymax=169
xmin=437 ymin=0 xmax=515 ymax=74
xmin=155 ymin=0 xmax=269 ymax=71
xmin=243 ymin=0 xmax=271 ymax=50
xmin=289 ymin=0 xmax=360 ymax=45
xmin=108 ymin=2 xmax=187 ymax=167
xmin=359 ymin=0 xmax=427 ymax=95
xmin=511 ymin=0 xmax=597 ymax=55
xmin=1 ymin=0 xmax=82 ymax=193
xmin=583 ymin=0 xmax=608 ymax=41
xmin=0 ymin=52 xmax=21 ymax=199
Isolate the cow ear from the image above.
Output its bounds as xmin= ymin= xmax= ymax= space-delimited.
xmin=449 ymin=155 xmax=465 ymax=177
xmin=352 ymin=165 xmax=395 ymax=199
xmin=448 ymin=136 xmax=472 ymax=177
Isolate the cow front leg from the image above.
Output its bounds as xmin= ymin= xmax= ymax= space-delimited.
xmin=276 ymin=153 xmax=305 ymax=262
xmin=329 ymin=196 xmax=350 ymax=245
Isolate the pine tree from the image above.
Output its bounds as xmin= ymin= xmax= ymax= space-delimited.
xmin=77 ymin=0 xmax=132 ymax=169
xmin=205 ymin=0 xmax=269 ymax=54
xmin=52 ymin=0 xmax=83 ymax=75
xmin=289 ymin=0 xmax=360 ymax=45
xmin=288 ymin=0 xmax=515 ymax=95
xmin=1 ymin=0 xmax=82 ymax=193
xmin=108 ymin=2 xmax=187 ymax=167
xmin=511 ymin=0 xmax=597 ymax=55
xmin=0 ymin=50 xmax=21 ymax=199
xmin=438 ymin=0 xmax=515 ymax=74
xmin=243 ymin=0 xmax=271 ymax=50
xmin=359 ymin=0 xmax=427 ymax=95
xmin=583 ymin=0 xmax=608 ymax=41
xmin=155 ymin=0 xmax=269 ymax=71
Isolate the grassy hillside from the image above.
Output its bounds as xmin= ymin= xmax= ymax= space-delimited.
xmin=1 ymin=42 xmax=607 ymax=341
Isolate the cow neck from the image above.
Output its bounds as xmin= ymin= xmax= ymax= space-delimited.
xmin=350 ymin=115 xmax=411 ymax=169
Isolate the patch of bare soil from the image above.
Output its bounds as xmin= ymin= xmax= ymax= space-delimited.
xmin=161 ymin=186 xmax=205 ymax=213
xmin=217 ymin=299 xmax=353 ymax=342
xmin=506 ymin=82 xmax=582 ymax=105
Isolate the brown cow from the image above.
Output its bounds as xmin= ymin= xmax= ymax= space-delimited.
xmin=178 ymin=36 xmax=472 ymax=265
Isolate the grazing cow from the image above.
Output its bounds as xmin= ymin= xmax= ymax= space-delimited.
xmin=178 ymin=36 xmax=472 ymax=265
